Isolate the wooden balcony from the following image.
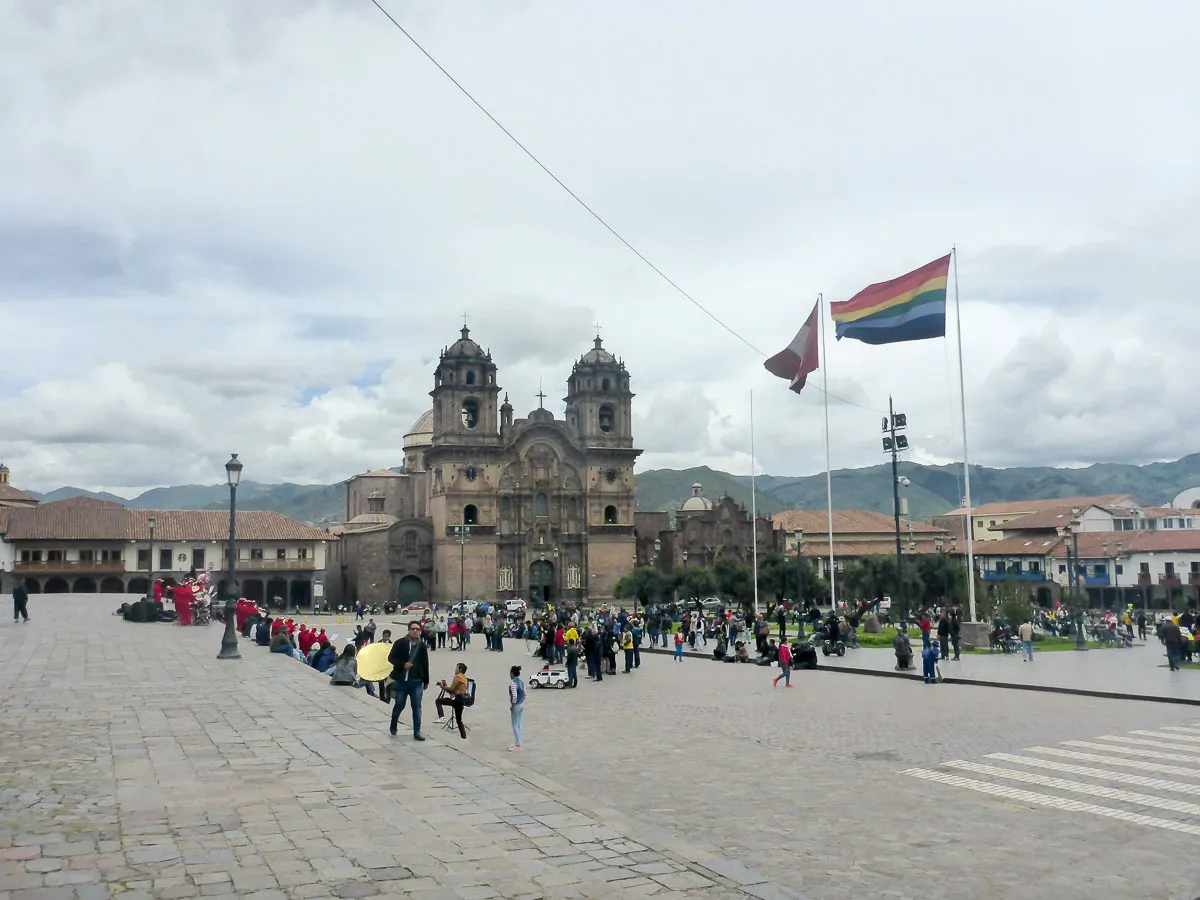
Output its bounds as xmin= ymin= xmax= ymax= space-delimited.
xmin=1159 ymin=574 xmax=1182 ymax=587
xmin=1137 ymin=573 xmax=1152 ymax=587
xmin=235 ymin=558 xmax=318 ymax=571
xmin=1189 ymin=572 xmax=1200 ymax=586
xmin=14 ymin=560 xmax=125 ymax=574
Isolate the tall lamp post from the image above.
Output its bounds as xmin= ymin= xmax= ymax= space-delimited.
xmin=1062 ymin=515 xmax=1087 ymax=651
xmin=454 ymin=524 xmax=471 ymax=607
xmin=146 ymin=515 xmax=157 ymax=600
xmin=218 ymin=453 xmax=243 ymax=660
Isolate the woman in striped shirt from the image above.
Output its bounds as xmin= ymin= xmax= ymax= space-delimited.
xmin=508 ymin=665 xmax=526 ymax=751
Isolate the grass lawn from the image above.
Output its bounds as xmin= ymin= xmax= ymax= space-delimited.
xmin=849 ymin=626 xmax=1120 ymax=653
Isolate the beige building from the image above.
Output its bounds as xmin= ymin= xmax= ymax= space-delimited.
xmin=0 ymin=496 xmax=331 ymax=605
xmin=773 ymin=508 xmax=953 ymax=577
xmin=328 ymin=327 xmax=642 ymax=608
xmin=931 ymin=494 xmax=1136 ymax=543
xmin=0 ymin=464 xmax=38 ymax=509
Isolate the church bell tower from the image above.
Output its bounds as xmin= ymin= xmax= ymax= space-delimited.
xmin=564 ymin=336 xmax=634 ymax=450
xmin=430 ymin=326 xmax=501 ymax=445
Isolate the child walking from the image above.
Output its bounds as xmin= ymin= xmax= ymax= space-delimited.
xmin=673 ymin=629 xmax=684 ymax=661
xmin=773 ymin=641 xmax=793 ymax=687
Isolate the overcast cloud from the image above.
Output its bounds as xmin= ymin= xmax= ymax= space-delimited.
xmin=1 ymin=0 xmax=1198 ymax=495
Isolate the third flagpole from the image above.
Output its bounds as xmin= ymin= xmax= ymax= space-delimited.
xmin=819 ymin=294 xmax=836 ymax=611
xmin=952 ymin=246 xmax=977 ymax=622
xmin=750 ymin=388 xmax=760 ymax=616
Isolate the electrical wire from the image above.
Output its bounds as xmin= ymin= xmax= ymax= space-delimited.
xmin=365 ymin=0 xmax=884 ymax=416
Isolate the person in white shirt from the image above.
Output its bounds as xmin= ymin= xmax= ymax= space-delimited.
xmin=1018 ymin=620 xmax=1034 ymax=662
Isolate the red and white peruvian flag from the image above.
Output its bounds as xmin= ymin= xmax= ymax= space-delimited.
xmin=763 ymin=301 xmax=820 ymax=394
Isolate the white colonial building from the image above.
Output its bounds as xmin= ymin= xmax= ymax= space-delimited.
xmin=0 ymin=497 xmax=333 ymax=607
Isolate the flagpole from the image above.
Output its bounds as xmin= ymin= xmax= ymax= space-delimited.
xmin=952 ymin=245 xmax=977 ymax=622
xmin=819 ymin=294 xmax=836 ymax=611
xmin=750 ymin=389 xmax=760 ymax=616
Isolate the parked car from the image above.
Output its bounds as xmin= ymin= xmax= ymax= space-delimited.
xmin=505 ymin=598 xmax=528 ymax=615
xmin=399 ymin=603 xmax=431 ymax=618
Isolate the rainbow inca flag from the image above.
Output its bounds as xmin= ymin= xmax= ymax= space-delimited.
xmin=830 ymin=254 xmax=950 ymax=345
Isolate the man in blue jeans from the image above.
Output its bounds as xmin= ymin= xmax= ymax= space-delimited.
xmin=388 ymin=621 xmax=430 ymax=740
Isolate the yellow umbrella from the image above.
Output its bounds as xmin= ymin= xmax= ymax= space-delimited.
xmin=356 ymin=643 xmax=393 ymax=682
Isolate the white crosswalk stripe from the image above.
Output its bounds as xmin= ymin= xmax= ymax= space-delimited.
xmin=904 ymin=721 xmax=1200 ymax=838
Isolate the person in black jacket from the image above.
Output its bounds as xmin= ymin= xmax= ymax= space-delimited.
xmin=12 ymin=581 xmax=29 ymax=623
xmin=388 ymin=621 xmax=430 ymax=740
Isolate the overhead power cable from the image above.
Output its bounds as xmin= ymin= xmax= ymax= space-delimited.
xmin=366 ymin=0 xmax=882 ymax=414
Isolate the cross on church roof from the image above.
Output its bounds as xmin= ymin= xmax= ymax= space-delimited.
xmin=593 ymin=321 xmax=603 ymax=339
xmin=536 ymin=380 xmax=546 ymax=409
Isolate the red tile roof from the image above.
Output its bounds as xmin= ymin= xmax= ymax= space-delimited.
xmin=773 ymin=509 xmax=942 ymax=536
xmin=973 ymin=536 xmax=1064 ymax=556
xmin=798 ymin=537 xmax=950 ymax=559
xmin=1 ymin=497 xmax=334 ymax=542
xmin=1047 ymin=530 xmax=1200 ymax=557
xmin=0 ymin=482 xmax=38 ymax=504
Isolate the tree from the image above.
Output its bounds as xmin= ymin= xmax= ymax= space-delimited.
xmin=612 ymin=566 xmax=667 ymax=608
xmin=677 ymin=567 xmax=718 ymax=606
xmin=713 ymin=556 xmax=754 ymax=611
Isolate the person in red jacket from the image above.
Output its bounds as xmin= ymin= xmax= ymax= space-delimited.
xmin=773 ymin=641 xmax=793 ymax=687
xmin=918 ymin=613 xmax=933 ymax=651
xmin=234 ymin=598 xmax=254 ymax=631
xmin=554 ymin=626 xmax=566 ymax=664
xmin=153 ymin=579 xmax=164 ymax=605
xmin=174 ymin=583 xmax=193 ymax=626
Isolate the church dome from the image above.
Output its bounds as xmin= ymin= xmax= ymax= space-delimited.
xmin=445 ymin=326 xmax=485 ymax=358
xmin=345 ymin=512 xmax=398 ymax=530
xmin=680 ymin=482 xmax=714 ymax=512
xmin=579 ymin=336 xmax=617 ymax=365
xmin=403 ymin=409 xmax=435 ymax=450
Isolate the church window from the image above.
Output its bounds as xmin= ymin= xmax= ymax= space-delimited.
xmin=602 ymin=378 xmax=611 ymax=392
xmin=598 ymin=404 xmax=614 ymax=433
xmin=465 ymin=370 xmax=476 ymax=385
xmin=604 ymin=504 xmax=618 ymax=525
xmin=534 ymin=493 xmax=549 ymax=517
xmin=463 ymin=504 xmax=479 ymax=526
xmin=500 ymin=495 xmax=512 ymax=517
xmin=461 ymin=398 xmax=479 ymax=429
xmin=404 ymin=532 xmax=417 ymax=552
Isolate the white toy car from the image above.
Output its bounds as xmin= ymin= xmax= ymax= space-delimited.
xmin=528 ymin=665 xmax=570 ymax=689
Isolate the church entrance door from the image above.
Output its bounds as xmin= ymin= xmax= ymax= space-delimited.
xmin=530 ymin=560 xmax=555 ymax=607
xmin=397 ymin=575 xmax=424 ymax=607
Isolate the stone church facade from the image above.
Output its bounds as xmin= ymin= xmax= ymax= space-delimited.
xmin=326 ymin=326 xmax=642 ymax=609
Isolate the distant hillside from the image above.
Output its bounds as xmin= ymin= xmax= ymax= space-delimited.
xmin=28 ymin=486 xmax=128 ymax=504
xmin=26 ymin=454 xmax=1200 ymax=525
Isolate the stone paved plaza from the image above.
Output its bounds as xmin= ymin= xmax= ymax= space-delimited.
xmin=4 ymin=597 xmax=1200 ymax=899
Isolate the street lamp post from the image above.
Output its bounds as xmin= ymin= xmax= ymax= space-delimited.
xmin=1062 ymin=516 xmax=1087 ymax=652
xmin=455 ymin=524 xmax=471 ymax=607
xmin=882 ymin=399 xmax=910 ymax=618
xmin=147 ymin=515 xmax=157 ymax=601
xmin=218 ymin=453 xmax=243 ymax=660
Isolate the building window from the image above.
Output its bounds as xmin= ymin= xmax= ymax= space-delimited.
xmin=499 ymin=566 xmax=514 ymax=591
xmin=100 ymin=549 xmax=121 ymax=562
xmin=192 ymin=549 xmax=205 ymax=570
xmin=1165 ymin=562 xmax=1176 ymax=575
xmin=1139 ymin=562 xmax=1150 ymax=574
xmin=598 ymin=404 xmax=614 ymax=433
xmin=995 ymin=561 xmax=1006 ymax=572
xmin=1093 ymin=564 xmax=1106 ymax=576
xmin=275 ymin=548 xmax=286 ymax=560
xmin=404 ymin=532 xmax=417 ymax=552
xmin=1115 ymin=564 xmax=1123 ymax=575
xmin=159 ymin=549 xmax=171 ymax=570
xmin=604 ymin=504 xmax=618 ymax=525
xmin=80 ymin=550 xmax=94 ymax=562
xmin=534 ymin=493 xmax=549 ymax=517
xmin=250 ymin=548 xmax=264 ymax=561
xmin=1010 ymin=561 xmax=1022 ymax=573
xmin=137 ymin=549 xmax=150 ymax=569
xmin=500 ymin=496 xmax=512 ymax=518
xmin=1190 ymin=561 xmax=1200 ymax=574
xmin=463 ymin=504 xmax=479 ymax=526
xmin=297 ymin=548 xmax=308 ymax=560
xmin=1165 ymin=519 xmax=1175 ymax=529
xmin=47 ymin=549 xmax=63 ymax=562
xmin=601 ymin=377 xmax=611 ymax=392
xmin=1028 ymin=561 xmax=1040 ymax=572
xmin=461 ymin=398 xmax=479 ymax=429
xmin=1058 ymin=564 xmax=1066 ymax=574
xmin=989 ymin=520 xmax=996 ymax=527
xmin=465 ymin=370 xmax=476 ymax=385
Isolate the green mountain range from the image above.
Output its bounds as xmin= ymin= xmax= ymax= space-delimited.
xmin=27 ymin=454 xmax=1200 ymax=525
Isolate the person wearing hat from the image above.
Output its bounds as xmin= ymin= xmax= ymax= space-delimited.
xmin=508 ymin=665 xmax=525 ymax=751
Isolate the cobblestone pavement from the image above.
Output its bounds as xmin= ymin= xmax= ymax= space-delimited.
xmin=7 ymin=600 xmax=1200 ymax=900
xmin=451 ymin=633 xmax=1200 ymax=900
xmin=0 ymin=598 xmax=790 ymax=900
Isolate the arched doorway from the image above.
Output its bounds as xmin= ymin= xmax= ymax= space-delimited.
xmin=289 ymin=580 xmax=312 ymax=608
xmin=101 ymin=576 xmax=127 ymax=594
xmin=24 ymin=578 xmax=41 ymax=594
xmin=45 ymin=577 xmax=69 ymax=594
xmin=242 ymin=579 xmax=264 ymax=604
xmin=73 ymin=577 xmax=98 ymax=593
xmin=266 ymin=578 xmax=288 ymax=609
xmin=127 ymin=577 xmax=148 ymax=595
xmin=396 ymin=575 xmax=424 ymax=607
xmin=530 ymin=560 xmax=555 ymax=606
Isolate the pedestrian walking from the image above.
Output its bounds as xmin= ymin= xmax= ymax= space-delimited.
xmin=565 ymin=639 xmax=579 ymax=687
xmin=1018 ymin=619 xmax=1034 ymax=662
xmin=949 ymin=610 xmax=962 ymax=661
xmin=673 ymin=628 xmax=684 ymax=661
xmin=937 ymin=611 xmax=951 ymax=660
xmin=388 ymin=621 xmax=430 ymax=741
xmin=1162 ymin=618 xmax=1184 ymax=671
xmin=508 ymin=665 xmax=525 ymax=751
xmin=621 ymin=628 xmax=634 ymax=673
xmin=12 ymin=581 xmax=29 ymax=623
xmin=773 ymin=641 xmax=793 ymax=687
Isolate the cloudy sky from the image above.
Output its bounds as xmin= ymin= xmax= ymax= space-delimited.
xmin=2 ymin=0 xmax=1197 ymax=495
